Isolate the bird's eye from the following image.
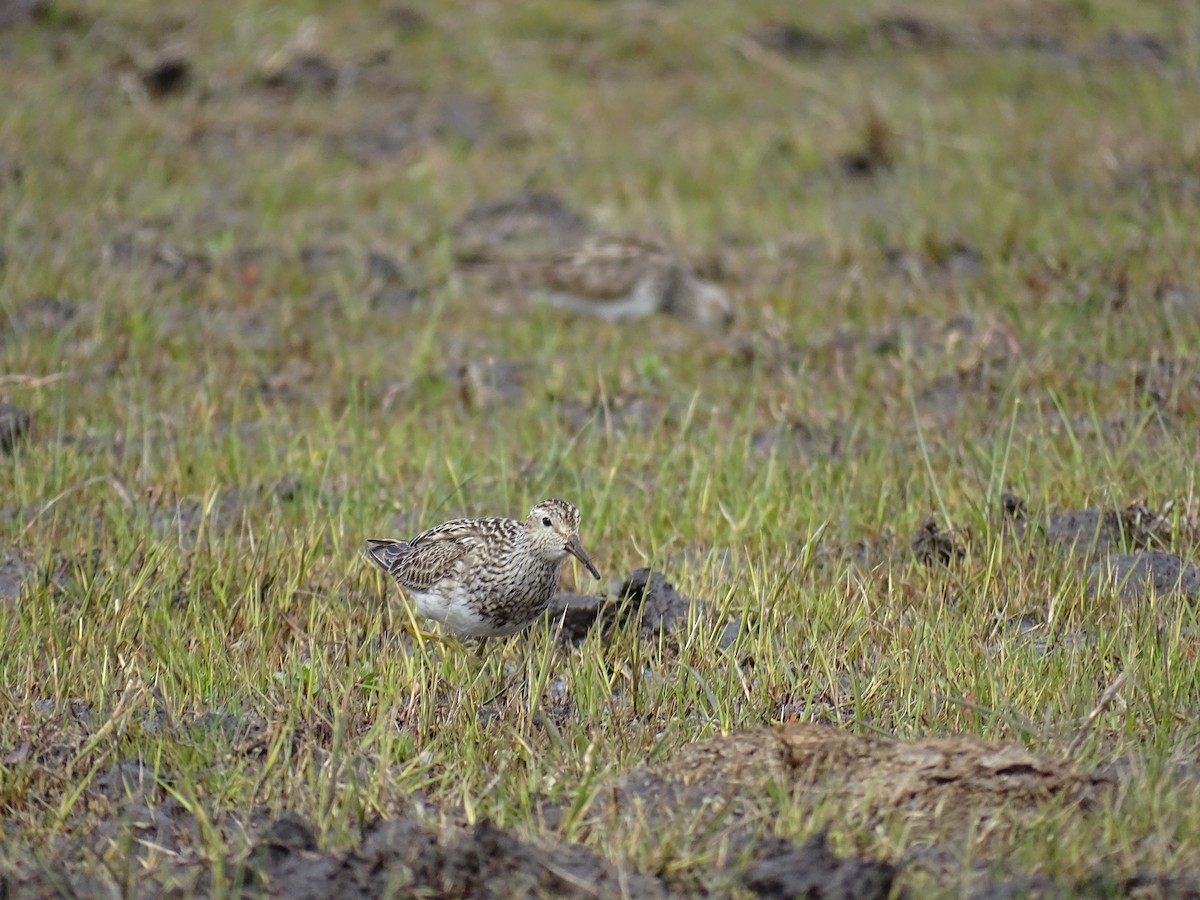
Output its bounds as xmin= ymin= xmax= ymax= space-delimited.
xmin=541 ymin=516 xmax=553 ymax=527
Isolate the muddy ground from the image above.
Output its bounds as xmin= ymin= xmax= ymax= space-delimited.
xmin=3 ymin=547 xmax=1198 ymax=898
xmin=3 ymin=720 xmax=1197 ymax=898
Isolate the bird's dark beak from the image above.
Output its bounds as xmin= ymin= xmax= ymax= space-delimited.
xmin=566 ymin=534 xmax=601 ymax=580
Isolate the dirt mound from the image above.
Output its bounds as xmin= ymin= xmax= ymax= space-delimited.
xmin=655 ymin=723 xmax=1110 ymax=828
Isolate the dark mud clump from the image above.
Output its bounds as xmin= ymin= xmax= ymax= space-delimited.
xmin=0 ymin=402 xmax=32 ymax=453
xmin=247 ymin=813 xmax=672 ymax=900
xmin=140 ymin=49 xmax=192 ymax=98
xmin=616 ymin=568 xmax=696 ymax=633
xmin=586 ymin=768 xmax=896 ymax=898
xmin=1087 ymin=551 xmax=1200 ymax=605
xmin=548 ymin=567 xmax=727 ymax=643
xmin=837 ymin=108 xmax=898 ymax=178
xmin=911 ymin=518 xmax=966 ymax=567
xmin=742 ymin=830 xmax=896 ymax=900
xmin=1001 ymin=493 xmax=1196 ymax=606
xmin=1 ymin=809 xmax=671 ymax=898
xmin=1002 ymin=494 xmax=1172 ymax=558
xmin=0 ymin=546 xmax=30 ymax=602
xmin=750 ymin=22 xmax=835 ymax=59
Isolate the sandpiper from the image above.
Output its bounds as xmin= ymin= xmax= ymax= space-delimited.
xmin=532 ymin=236 xmax=734 ymax=331
xmin=365 ymin=499 xmax=601 ymax=639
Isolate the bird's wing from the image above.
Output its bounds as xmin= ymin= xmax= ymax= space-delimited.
xmin=371 ymin=517 xmax=511 ymax=592
xmin=540 ymin=237 xmax=675 ymax=301
xmin=366 ymin=535 xmax=468 ymax=592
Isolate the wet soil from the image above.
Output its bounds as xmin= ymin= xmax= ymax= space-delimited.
xmin=0 ymin=794 xmax=891 ymax=899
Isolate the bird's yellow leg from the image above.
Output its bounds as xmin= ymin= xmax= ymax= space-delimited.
xmin=398 ymin=601 xmax=446 ymax=649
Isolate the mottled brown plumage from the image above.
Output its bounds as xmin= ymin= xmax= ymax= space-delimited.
xmin=533 ymin=236 xmax=733 ymax=330
xmin=365 ymin=499 xmax=600 ymax=638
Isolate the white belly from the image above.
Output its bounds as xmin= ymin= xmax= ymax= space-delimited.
xmin=409 ymin=588 xmax=530 ymax=638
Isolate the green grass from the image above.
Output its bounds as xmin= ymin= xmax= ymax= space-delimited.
xmin=2 ymin=0 xmax=1200 ymax=895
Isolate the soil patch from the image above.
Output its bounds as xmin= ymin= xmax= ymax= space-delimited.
xmin=650 ymin=723 xmax=1110 ymax=828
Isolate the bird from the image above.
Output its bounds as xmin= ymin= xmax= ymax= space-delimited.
xmin=530 ymin=236 xmax=734 ymax=331
xmin=365 ymin=499 xmax=601 ymax=640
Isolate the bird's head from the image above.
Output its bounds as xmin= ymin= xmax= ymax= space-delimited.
xmin=525 ymin=499 xmax=600 ymax=580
